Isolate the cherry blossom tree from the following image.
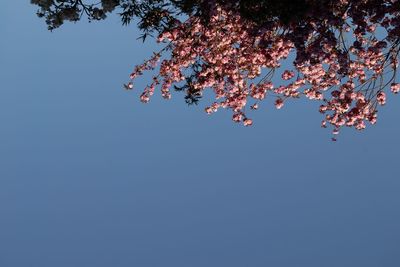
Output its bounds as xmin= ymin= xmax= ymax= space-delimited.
xmin=32 ymin=0 xmax=400 ymax=139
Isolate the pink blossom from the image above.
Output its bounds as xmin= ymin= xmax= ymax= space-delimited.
xmin=274 ymin=99 xmax=284 ymax=109
xmin=391 ymin=83 xmax=400 ymax=94
xmin=282 ymin=70 xmax=295 ymax=80
xmin=232 ymin=113 xmax=243 ymax=122
xmin=243 ymin=118 xmax=253 ymax=126
xmin=140 ymin=93 xmax=150 ymax=103
xmin=250 ymin=103 xmax=258 ymax=110
xmin=377 ymin=92 xmax=386 ymax=105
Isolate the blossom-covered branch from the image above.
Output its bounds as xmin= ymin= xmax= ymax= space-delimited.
xmin=127 ymin=0 xmax=400 ymax=139
xmin=32 ymin=0 xmax=400 ymax=139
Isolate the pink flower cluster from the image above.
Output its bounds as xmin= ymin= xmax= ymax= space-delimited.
xmin=127 ymin=0 xmax=400 ymax=138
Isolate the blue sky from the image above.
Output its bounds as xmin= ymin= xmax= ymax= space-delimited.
xmin=1 ymin=2 xmax=399 ymax=266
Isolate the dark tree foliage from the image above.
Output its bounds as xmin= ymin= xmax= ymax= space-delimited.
xmin=231 ymin=0 xmax=329 ymax=25
xmin=31 ymin=0 xmax=206 ymax=38
xmin=31 ymin=0 xmax=338 ymax=33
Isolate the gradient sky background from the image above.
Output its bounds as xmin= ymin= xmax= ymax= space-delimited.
xmin=1 ymin=2 xmax=400 ymax=266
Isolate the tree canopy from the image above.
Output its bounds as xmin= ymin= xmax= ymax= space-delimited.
xmin=32 ymin=0 xmax=400 ymax=139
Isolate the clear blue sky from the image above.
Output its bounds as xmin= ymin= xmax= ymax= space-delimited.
xmin=1 ymin=2 xmax=399 ymax=266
